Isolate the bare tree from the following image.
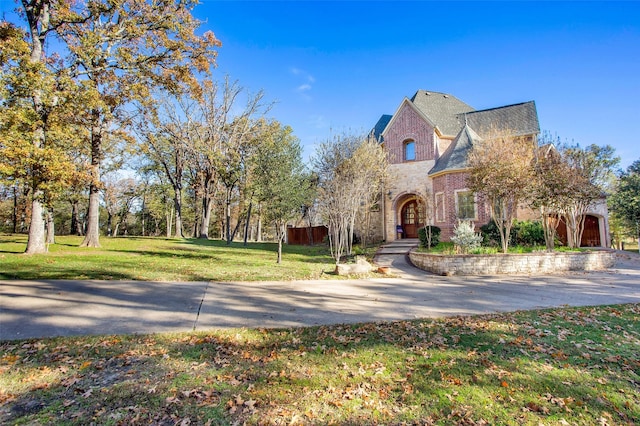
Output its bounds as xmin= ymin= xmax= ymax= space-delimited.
xmin=314 ymin=131 xmax=388 ymax=263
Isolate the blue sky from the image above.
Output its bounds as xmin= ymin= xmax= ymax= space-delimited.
xmin=1 ymin=0 xmax=638 ymax=169
xmin=196 ymin=0 xmax=639 ymax=169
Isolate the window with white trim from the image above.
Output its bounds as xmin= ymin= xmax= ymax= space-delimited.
xmin=435 ymin=192 xmax=445 ymax=222
xmin=456 ymin=190 xmax=476 ymax=220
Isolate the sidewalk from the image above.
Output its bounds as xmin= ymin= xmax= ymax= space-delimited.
xmin=1 ymin=251 xmax=639 ymax=341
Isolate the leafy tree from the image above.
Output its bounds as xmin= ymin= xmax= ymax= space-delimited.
xmin=609 ymin=160 xmax=640 ymax=252
xmin=466 ymin=128 xmax=535 ymax=253
xmin=529 ymin=141 xmax=574 ymax=251
xmin=252 ymin=122 xmax=311 ymax=263
xmin=0 ymin=19 xmax=88 ymax=252
xmin=558 ymin=143 xmax=619 ymax=248
xmin=51 ymin=0 xmax=220 ymax=247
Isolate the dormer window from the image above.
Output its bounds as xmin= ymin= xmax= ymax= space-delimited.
xmin=404 ymin=140 xmax=415 ymax=161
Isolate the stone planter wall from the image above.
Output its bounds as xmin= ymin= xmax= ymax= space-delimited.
xmin=409 ymin=249 xmax=616 ymax=276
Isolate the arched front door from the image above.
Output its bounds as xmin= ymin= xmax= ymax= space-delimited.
xmin=401 ymin=200 xmax=424 ymax=239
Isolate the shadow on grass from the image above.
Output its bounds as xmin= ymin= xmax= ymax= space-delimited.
xmin=3 ymin=305 xmax=637 ymax=425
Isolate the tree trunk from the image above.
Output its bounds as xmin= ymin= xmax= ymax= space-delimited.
xmin=70 ymin=200 xmax=84 ymax=235
xmin=277 ymin=224 xmax=285 ymax=264
xmin=12 ymin=186 xmax=18 ymax=234
xmin=166 ymin=205 xmax=173 ymax=238
xmin=106 ymin=211 xmax=113 ymax=237
xmin=23 ymin=0 xmax=49 ymax=254
xmin=243 ymin=201 xmax=252 ymax=246
xmin=173 ymin=188 xmax=184 ymax=238
xmin=45 ymin=208 xmax=55 ymax=244
xmin=25 ymin=196 xmax=47 ymax=253
xmin=199 ymin=195 xmax=213 ymax=239
xmin=81 ymin=117 xmax=102 ymax=248
xmin=256 ymin=208 xmax=262 ymax=242
xmin=82 ymin=186 xmax=102 ymax=247
xmin=225 ymin=200 xmax=232 ymax=244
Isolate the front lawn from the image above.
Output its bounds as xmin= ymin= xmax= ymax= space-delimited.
xmin=1 ymin=304 xmax=638 ymax=425
xmin=0 ymin=234 xmax=336 ymax=282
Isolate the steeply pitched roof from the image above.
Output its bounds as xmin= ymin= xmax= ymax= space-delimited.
xmin=371 ymin=114 xmax=392 ymax=142
xmin=410 ymin=90 xmax=475 ymax=136
xmin=429 ymin=125 xmax=483 ymax=176
xmin=462 ymin=101 xmax=539 ymax=138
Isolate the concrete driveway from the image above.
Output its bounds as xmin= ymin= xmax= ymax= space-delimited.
xmin=1 ymin=252 xmax=639 ymax=340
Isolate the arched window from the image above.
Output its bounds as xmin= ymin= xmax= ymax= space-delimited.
xmin=404 ymin=140 xmax=415 ymax=161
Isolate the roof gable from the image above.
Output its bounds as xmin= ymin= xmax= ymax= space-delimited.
xmin=381 ymin=97 xmax=438 ymax=139
xmin=410 ymin=90 xmax=475 ymax=137
xmin=429 ymin=125 xmax=482 ymax=176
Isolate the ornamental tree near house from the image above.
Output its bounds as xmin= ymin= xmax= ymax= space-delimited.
xmin=529 ymin=142 xmax=574 ymax=252
xmin=558 ymin=143 xmax=619 ymax=248
xmin=313 ymin=132 xmax=388 ymax=264
xmin=466 ymin=128 xmax=535 ymax=253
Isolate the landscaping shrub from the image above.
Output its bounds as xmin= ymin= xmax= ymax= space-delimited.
xmin=418 ymin=225 xmax=440 ymax=249
xmin=451 ymin=220 xmax=483 ymax=254
xmin=480 ymin=220 xmax=515 ymax=247
xmin=515 ymin=220 xmax=545 ymax=246
xmin=481 ymin=220 xmax=545 ymax=247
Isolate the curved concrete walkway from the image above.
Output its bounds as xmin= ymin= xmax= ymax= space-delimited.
xmin=1 ymin=249 xmax=639 ymax=341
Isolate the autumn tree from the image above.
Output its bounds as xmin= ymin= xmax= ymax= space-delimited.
xmin=252 ymin=122 xmax=312 ymax=263
xmin=52 ymin=0 xmax=220 ymax=247
xmin=314 ymin=132 xmax=388 ymax=263
xmin=609 ymin=160 xmax=640 ymax=252
xmin=529 ymin=143 xmax=573 ymax=251
xmin=0 ymin=19 xmax=88 ymax=252
xmin=558 ymin=143 xmax=619 ymax=248
xmin=466 ymin=128 xmax=535 ymax=253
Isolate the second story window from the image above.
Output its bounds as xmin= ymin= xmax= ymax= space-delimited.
xmin=404 ymin=140 xmax=415 ymax=161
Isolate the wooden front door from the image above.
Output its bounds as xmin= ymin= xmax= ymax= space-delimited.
xmin=401 ymin=200 xmax=424 ymax=238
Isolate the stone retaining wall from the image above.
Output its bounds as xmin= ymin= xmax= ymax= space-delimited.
xmin=409 ymin=250 xmax=616 ymax=276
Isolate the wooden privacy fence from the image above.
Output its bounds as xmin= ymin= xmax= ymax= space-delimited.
xmin=287 ymin=225 xmax=328 ymax=245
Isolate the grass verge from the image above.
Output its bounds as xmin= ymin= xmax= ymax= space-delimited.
xmin=1 ymin=304 xmax=638 ymax=425
xmin=0 ymin=234 xmax=346 ymax=282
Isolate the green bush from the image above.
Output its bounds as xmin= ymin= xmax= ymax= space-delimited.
xmin=480 ymin=220 xmax=515 ymax=247
xmin=480 ymin=220 xmax=545 ymax=247
xmin=418 ymin=225 xmax=440 ymax=249
xmin=515 ymin=220 xmax=545 ymax=246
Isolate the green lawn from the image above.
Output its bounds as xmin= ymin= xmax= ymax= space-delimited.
xmin=0 ymin=234 xmax=340 ymax=282
xmin=1 ymin=304 xmax=638 ymax=425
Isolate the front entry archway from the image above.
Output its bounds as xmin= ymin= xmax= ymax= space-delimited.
xmin=400 ymin=199 xmax=425 ymax=238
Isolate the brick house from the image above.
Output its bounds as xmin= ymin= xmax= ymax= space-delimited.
xmin=369 ymin=90 xmax=610 ymax=246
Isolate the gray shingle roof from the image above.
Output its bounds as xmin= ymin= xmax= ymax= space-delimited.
xmin=462 ymin=101 xmax=539 ymax=138
xmin=410 ymin=90 xmax=475 ymax=136
xmin=429 ymin=125 xmax=482 ymax=175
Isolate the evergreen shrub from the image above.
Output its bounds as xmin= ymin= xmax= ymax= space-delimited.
xmin=418 ymin=225 xmax=441 ymax=249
